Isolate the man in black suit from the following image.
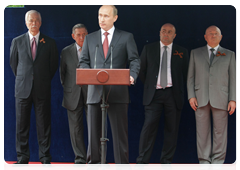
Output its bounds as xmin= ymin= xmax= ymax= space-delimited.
xmin=80 ymin=5 xmax=140 ymax=164
xmin=136 ymin=23 xmax=189 ymax=164
xmin=60 ymin=24 xmax=88 ymax=164
xmin=10 ymin=10 xmax=58 ymax=164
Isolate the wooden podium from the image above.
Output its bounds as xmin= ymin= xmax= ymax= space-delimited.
xmin=76 ymin=68 xmax=130 ymax=164
xmin=76 ymin=69 xmax=130 ymax=85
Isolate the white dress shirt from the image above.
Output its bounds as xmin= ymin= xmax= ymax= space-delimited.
xmin=156 ymin=41 xmax=173 ymax=89
xmin=75 ymin=43 xmax=81 ymax=61
xmin=101 ymin=26 xmax=115 ymax=45
xmin=207 ymin=44 xmax=219 ymax=58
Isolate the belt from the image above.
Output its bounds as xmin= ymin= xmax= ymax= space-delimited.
xmin=156 ymin=87 xmax=172 ymax=90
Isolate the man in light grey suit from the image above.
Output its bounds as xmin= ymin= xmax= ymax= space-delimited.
xmin=187 ymin=26 xmax=236 ymax=164
xmin=80 ymin=5 xmax=140 ymax=164
xmin=60 ymin=24 xmax=88 ymax=164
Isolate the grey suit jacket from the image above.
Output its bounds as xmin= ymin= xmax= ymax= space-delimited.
xmin=79 ymin=28 xmax=140 ymax=104
xmin=60 ymin=43 xmax=85 ymax=110
xmin=10 ymin=32 xmax=58 ymax=99
xmin=187 ymin=45 xmax=236 ymax=111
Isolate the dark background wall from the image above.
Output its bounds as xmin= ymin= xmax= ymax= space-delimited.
xmin=4 ymin=5 xmax=236 ymax=163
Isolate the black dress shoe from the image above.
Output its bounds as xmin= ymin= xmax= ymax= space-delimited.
xmin=12 ymin=160 xmax=28 ymax=167
xmin=134 ymin=161 xmax=144 ymax=169
xmin=105 ymin=162 xmax=110 ymax=168
xmin=73 ymin=162 xmax=86 ymax=168
xmin=42 ymin=160 xmax=52 ymax=168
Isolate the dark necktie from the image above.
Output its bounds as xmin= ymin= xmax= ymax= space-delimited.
xmin=160 ymin=46 xmax=168 ymax=89
xmin=31 ymin=37 xmax=36 ymax=60
xmin=103 ymin=32 xmax=109 ymax=58
xmin=210 ymin=48 xmax=215 ymax=66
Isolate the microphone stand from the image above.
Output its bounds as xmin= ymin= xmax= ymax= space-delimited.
xmin=100 ymin=85 xmax=109 ymax=164
xmin=100 ymin=45 xmax=112 ymax=164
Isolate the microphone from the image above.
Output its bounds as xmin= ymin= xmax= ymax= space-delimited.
xmin=110 ymin=45 xmax=113 ymax=69
xmin=94 ymin=44 xmax=99 ymax=69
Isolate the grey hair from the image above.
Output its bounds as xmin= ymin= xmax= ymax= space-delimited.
xmin=25 ymin=10 xmax=42 ymax=22
xmin=72 ymin=24 xmax=88 ymax=34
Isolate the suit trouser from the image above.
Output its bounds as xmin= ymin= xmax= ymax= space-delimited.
xmin=87 ymin=103 xmax=129 ymax=164
xmin=195 ymin=102 xmax=228 ymax=164
xmin=67 ymin=86 xmax=88 ymax=163
xmin=137 ymin=88 xmax=181 ymax=164
xmin=15 ymin=84 xmax=51 ymax=162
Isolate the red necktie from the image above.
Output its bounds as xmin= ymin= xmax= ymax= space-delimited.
xmin=31 ymin=37 xmax=36 ymax=60
xmin=103 ymin=32 xmax=109 ymax=58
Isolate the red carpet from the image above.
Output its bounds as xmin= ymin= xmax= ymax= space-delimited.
xmin=4 ymin=161 xmax=238 ymax=170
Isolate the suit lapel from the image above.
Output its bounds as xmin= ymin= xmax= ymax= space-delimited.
xmin=154 ymin=42 xmax=160 ymax=67
xmin=202 ymin=45 xmax=210 ymax=65
xmin=105 ymin=28 xmax=121 ymax=60
xmin=97 ymin=30 xmax=105 ymax=59
xmin=70 ymin=43 xmax=79 ymax=66
xmin=35 ymin=33 xmax=44 ymax=62
xmin=171 ymin=44 xmax=177 ymax=77
xmin=212 ymin=45 xmax=222 ymax=66
xmin=24 ymin=33 xmax=32 ymax=61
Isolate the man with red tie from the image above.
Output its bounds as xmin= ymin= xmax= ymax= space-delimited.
xmin=80 ymin=5 xmax=140 ymax=164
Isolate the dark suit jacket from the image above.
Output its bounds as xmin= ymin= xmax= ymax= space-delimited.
xmin=10 ymin=32 xmax=58 ymax=99
xmin=139 ymin=42 xmax=189 ymax=110
xmin=80 ymin=28 xmax=140 ymax=104
xmin=60 ymin=43 xmax=85 ymax=110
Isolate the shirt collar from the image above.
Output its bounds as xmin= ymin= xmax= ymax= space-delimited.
xmin=75 ymin=43 xmax=81 ymax=51
xmin=101 ymin=26 xmax=115 ymax=36
xmin=160 ymin=41 xmax=173 ymax=49
xmin=28 ymin=31 xmax=40 ymax=41
xmin=207 ymin=44 xmax=219 ymax=52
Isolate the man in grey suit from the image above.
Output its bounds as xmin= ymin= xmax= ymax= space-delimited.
xmin=60 ymin=24 xmax=88 ymax=164
xmin=80 ymin=5 xmax=140 ymax=164
xmin=10 ymin=10 xmax=58 ymax=164
xmin=187 ymin=25 xmax=236 ymax=164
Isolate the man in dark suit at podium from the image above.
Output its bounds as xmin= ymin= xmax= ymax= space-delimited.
xmin=136 ymin=23 xmax=189 ymax=164
xmin=80 ymin=5 xmax=140 ymax=164
xmin=10 ymin=10 xmax=58 ymax=164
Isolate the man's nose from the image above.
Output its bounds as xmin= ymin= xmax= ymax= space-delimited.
xmin=100 ymin=16 xmax=104 ymax=22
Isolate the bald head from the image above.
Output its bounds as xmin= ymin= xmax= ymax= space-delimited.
xmin=159 ymin=23 xmax=176 ymax=45
xmin=161 ymin=23 xmax=176 ymax=34
xmin=204 ymin=25 xmax=222 ymax=47
xmin=205 ymin=25 xmax=221 ymax=35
